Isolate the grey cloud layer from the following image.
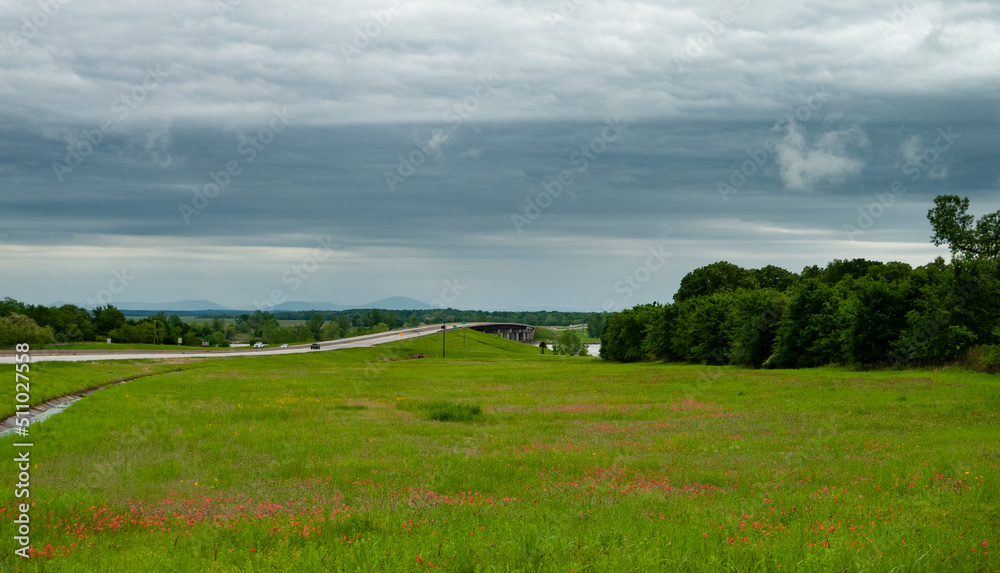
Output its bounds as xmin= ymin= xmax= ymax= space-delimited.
xmin=1 ymin=0 xmax=999 ymax=309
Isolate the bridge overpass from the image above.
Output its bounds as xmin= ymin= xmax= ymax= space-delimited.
xmin=461 ymin=322 xmax=535 ymax=343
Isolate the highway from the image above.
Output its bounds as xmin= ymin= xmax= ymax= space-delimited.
xmin=0 ymin=323 xmax=479 ymax=364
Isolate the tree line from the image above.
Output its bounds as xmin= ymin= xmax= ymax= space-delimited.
xmin=600 ymin=195 xmax=1000 ymax=371
xmin=0 ymin=302 xmax=610 ymax=348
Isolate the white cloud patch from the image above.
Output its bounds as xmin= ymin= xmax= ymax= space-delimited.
xmin=774 ymin=121 xmax=868 ymax=191
xmin=901 ymin=134 xmax=949 ymax=180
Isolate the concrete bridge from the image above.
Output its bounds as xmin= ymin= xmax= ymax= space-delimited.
xmin=463 ymin=322 xmax=535 ymax=343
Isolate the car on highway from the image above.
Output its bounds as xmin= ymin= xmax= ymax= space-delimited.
xmin=253 ymin=342 xmax=265 ymax=348
xmin=310 ymin=343 xmax=321 ymax=350
xmin=280 ymin=344 xmax=289 ymax=348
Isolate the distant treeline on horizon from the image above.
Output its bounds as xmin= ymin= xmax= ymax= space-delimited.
xmin=0 ymin=297 xmax=608 ymax=349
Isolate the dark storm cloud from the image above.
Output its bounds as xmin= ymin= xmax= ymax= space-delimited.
xmin=1 ymin=0 xmax=999 ymax=309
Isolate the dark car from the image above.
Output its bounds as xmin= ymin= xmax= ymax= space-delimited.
xmin=310 ymin=343 xmax=321 ymax=350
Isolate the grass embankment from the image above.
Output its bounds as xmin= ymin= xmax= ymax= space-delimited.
xmin=0 ymin=329 xmax=997 ymax=571
xmin=0 ymin=361 xmax=199 ymax=419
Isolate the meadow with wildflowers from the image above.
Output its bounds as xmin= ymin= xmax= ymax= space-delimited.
xmin=1 ymin=329 xmax=997 ymax=571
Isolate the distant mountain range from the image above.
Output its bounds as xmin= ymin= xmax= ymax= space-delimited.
xmin=57 ymin=297 xmax=435 ymax=313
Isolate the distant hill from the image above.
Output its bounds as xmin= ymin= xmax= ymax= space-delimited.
xmin=359 ymin=297 xmax=434 ymax=310
xmin=62 ymin=297 xmax=435 ymax=314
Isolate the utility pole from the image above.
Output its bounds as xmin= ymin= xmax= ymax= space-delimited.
xmin=441 ymin=323 xmax=446 ymax=358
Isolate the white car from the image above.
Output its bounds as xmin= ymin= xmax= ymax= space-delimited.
xmin=280 ymin=344 xmax=289 ymax=348
xmin=253 ymin=342 xmax=265 ymax=348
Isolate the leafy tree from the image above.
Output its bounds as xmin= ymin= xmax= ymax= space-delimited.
xmin=235 ymin=314 xmax=253 ymax=334
xmin=321 ymin=320 xmax=341 ymax=340
xmin=337 ymin=315 xmax=352 ymax=335
xmin=842 ymin=276 xmax=914 ymax=365
xmin=751 ymin=265 xmax=797 ymax=292
xmin=555 ymin=330 xmax=584 ymax=356
xmin=928 ymin=195 xmax=1000 ymax=261
xmin=586 ymin=313 xmax=608 ymax=338
xmin=772 ymin=279 xmax=846 ymax=368
xmin=308 ymin=313 xmax=325 ymax=338
xmin=819 ymin=259 xmax=883 ymax=284
xmin=725 ymin=289 xmax=788 ymax=367
xmin=92 ymin=305 xmax=126 ymax=336
xmin=672 ymin=293 xmax=735 ymax=364
xmin=0 ymin=314 xmax=56 ymax=347
xmin=208 ymin=331 xmax=229 ymax=347
xmin=600 ymin=304 xmax=660 ymax=362
xmin=642 ymin=303 xmax=682 ymax=361
xmin=674 ymin=261 xmax=758 ymax=302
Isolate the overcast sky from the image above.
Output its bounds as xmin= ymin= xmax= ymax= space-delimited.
xmin=1 ymin=0 xmax=998 ymax=312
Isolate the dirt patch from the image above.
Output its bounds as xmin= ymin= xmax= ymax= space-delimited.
xmin=376 ymin=354 xmax=430 ymax=362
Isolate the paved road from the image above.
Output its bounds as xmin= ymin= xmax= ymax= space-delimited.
xmin=0 ymin=323 xmax=480 ymax=363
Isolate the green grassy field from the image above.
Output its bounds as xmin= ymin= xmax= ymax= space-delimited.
xmin=1 ymin=330 xmax=997 ymax=571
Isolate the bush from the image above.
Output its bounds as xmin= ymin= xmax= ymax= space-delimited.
xmin=554 ymin=330 xmax=583 ymax=355
xmin=981 ymin=345 xmax=1000 ymax=373
xmin=398 ymin=400 xmax=483 ymax=422
xmin=0 ymin=313 xmax=56 ymax=348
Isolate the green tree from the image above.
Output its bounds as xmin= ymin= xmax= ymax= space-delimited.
xmin=674 ymin=261 xmax=758 ymax=302
xmin=92 ymin=305 xmax=126 ymax=337
xmin=842 ymin=276 xmax=914 ymax=365
xmin=586 ymin=313 xmax=608 ymax=338
xmin=307 ymin=313 xmax=325 ymax=338
xmin=725 ymin=289 xmax=788 ymax=367
xmin=928 ymin=195 xmax=1000 ymax=261
xmin=600 ymin=304 xmax=660 ymax=362
xmin=555 ymin=329 xmax=584 ymax=356
xmin=772 ymin=279 xmax=845 ymax=368
xmin=673 ymin=292 xmax=735 ymax=364
xmin=750 ymin=265 xmax=797 ymax=292
xmin=0 ymin=314 xmax=56 ymax=347
xmin=321 ymin=320 xmax=341 ymax=340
